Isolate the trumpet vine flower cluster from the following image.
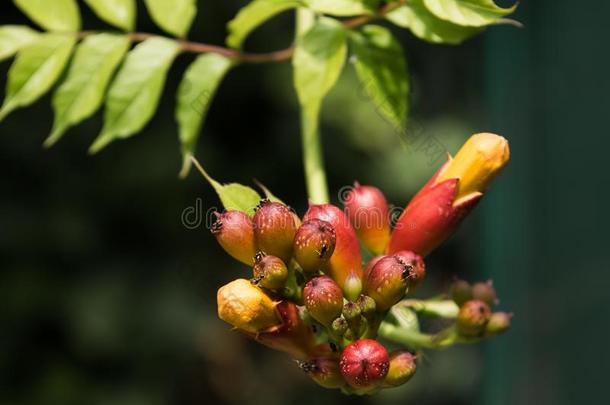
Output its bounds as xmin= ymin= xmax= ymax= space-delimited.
xmin=213 ymin=133 xmax=512 ymax=394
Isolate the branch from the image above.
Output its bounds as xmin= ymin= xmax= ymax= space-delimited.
xmin=81 ymin=0 xmax=407 ymax=64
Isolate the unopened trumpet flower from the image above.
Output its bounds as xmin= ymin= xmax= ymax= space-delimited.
xmin=344 ymin=184 xmax=391 ymax=255
xmin=252 ymin=253 xmax=288 ymax=291
xmin=212 ymin=211 xmax=257 ymax=265
xmin=364 ymin=254 xmax=419 ymax=311
xmin=303 ymin=275 xmax=344 ymax=326
xmin=253 ymin=200 xmax=298 ymax=263
xmin=389 ymin=133 xmax=509 ymax=256
xmin=299 ymin=356 xmax=345 ymax=389
xmin=304 ymin=204 xmax=363 ymax=300
xmin=294 ymin=219 xmax=336 ymax=274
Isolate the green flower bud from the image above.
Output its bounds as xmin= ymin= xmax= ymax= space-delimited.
xmin=485 ymin=312 xmax=512 ymax=336
xmin=456 ymin=299 xmax=491 ymax=337
xmin=472 ymin=280 xmax=498 ymax=306
xmin=384 ymin=351 xmax=417 ymax=388
xmin=356 ymin=295 xmax=377 ymax=317
xmin=449 ymin=278 xmax=472 ymax=306
xmin=331 ymin=317 xmax=349 ymax=336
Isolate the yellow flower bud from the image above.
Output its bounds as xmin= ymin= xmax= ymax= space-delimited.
xmin=437 ymin=133 xmax=510 ymax=203
xmin=217 ymin=279 xmax=280 ymax=333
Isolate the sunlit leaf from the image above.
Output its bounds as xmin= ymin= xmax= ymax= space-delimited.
xmin=84 ymin=0 xmax=137 ymax=31
xmin=304 ymin=0 xmax=377 ymax=17
xmin=176 ymin=53 xmax=233 ymax=177
xmin=350 ymin=25 xmax=408 ymax=129
xmin=293 ymin=17 xmax=347 ymax=107
xmin=90 ymin=37 xmax=180 ymax=153
xmin=144 ymin=0 xmax=197 ymax=37
xmin=46 ymin=34 xmax=130 ymax=147
xmin=0 ymin=34 xmax=75 ymax=122
xmin=423 ymin=0 xmax=517 ymax=27
xmin=13 ymin=0 xmax=81 ymax=32
xmin=0 ymin=25 xmax=39 ymax=62
xmin=191 ymin=157 xmax=262 ymax=217
xmin=227 ymin=0 xmax=301 ymax=49
xmin=386 ymin=0 xmax=481 ymax=44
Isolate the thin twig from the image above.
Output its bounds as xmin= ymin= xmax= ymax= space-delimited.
xmin=80 ymin=0 xmax=407 ymax=64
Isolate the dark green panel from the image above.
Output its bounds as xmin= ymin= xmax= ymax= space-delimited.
xmin=482 ymin=1 xmax=610 ymax=404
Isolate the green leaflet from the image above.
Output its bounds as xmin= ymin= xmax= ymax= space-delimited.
xmin=0 ymin=33 xmax=75 ymax=122
xmin=227 ymin=0 xmax=301 ymax=49
xmin=13 ymin=0 xmax=81 ymax=32
xmin=293 ymin=17 xmax=347 ymax=107
xmin=423 ymin=0 xmax=517 ymax=27
xmin=191 ymin=158 xmax=262 ymax=217
xmin=84 ymin=0 xmax=137 ymax=31
xmin=350 ymin=25 xmax=408 ymax=129
xmin=0 ymin=25 xmax=39 ymax=62
xmin=176 ymin=53 xmax=233 ymax=177
xmin=90 ymin=37 xmax=180 ymax=153
xmin=304 ymin=0 xmax=377 ymax=17
xmin=144 ymin=0 xmax=197 ymax=37
xmin=46 ymin=34 xmax=130 ymax=147
xmin=386 ymin=0 xmax=481 ymax=45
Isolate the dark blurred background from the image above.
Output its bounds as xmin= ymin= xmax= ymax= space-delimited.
xmin=1 ymin=1 xmax=609 ymax=404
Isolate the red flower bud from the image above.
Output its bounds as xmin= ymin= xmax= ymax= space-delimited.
xmin=303 ymin=204 xmax=362 ymax=298
xmin=456 ymin=299 xmax=491 ymax=337
xmin=303 ymin=276 xmax=344 ymax=326
xmin=344 ymin=184 xmax=391 ymax=255
xmin=252 ymin=253 xmax=288 ymax=291
xmin=364 ymin=256 xmax=383 ymax=278
xmin=388 ymin=133 xmax=509 ymax=257
xmin=394 ymin=250 xmax=426 ymax=289
xmin=253 ymin=200 xmax=298 ymax=263
xmin=472 ymin=280 xmax=498 ymax=306
xmin=384 ymin=351 xmax=417 ymax=387
xmin=212 ymin=211 xmax=257 ymax=265
xmin=340 ymin=339 xmax=389 ymax=390
xmin=293 ymin=219 xmax=336 ymax=274
xmin=449 ymin=278 xmax=472 ymax=306
xmin=485 ymin=312 xmax=512 ymax=336
xmin=299 ymin=357 xmax=345 ymax=389
xmin=363 ymin=255 xmax=414 ymax=311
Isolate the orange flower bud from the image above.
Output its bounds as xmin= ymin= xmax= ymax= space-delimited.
xmin=436 ymin=133 xmax=510 ymax=203
xmin=217 ymin=279 xmax=280 ymax=334
xmin=389 ymin=133 xmax=509 ymax=256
